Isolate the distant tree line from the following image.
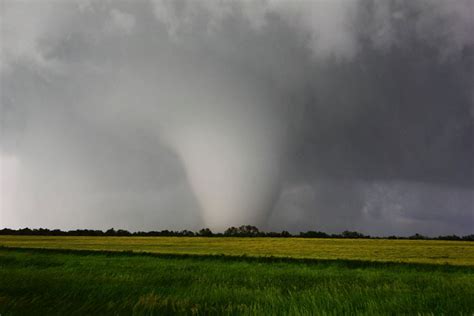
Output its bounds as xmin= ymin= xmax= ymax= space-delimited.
xmin=0 ymin=226 xmax=473 ymax=241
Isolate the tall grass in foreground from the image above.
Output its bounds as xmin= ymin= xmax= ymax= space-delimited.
xmin=0 ymin=248 xmax=473 ymax=315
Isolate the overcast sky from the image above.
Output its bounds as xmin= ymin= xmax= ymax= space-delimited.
xmin=1 ymin=0 xmax=473 ymax=236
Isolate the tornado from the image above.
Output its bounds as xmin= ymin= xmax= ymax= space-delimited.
xmin=170 ymin=126 xmax=280 ymax=230
xmin=158 ymin=68 xmax=284 ymax=231
xmin=2 ymin=0 xmax=473 ymax=236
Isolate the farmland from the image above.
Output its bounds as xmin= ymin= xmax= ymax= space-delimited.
xmin=1 ymin=236 xmax=473 ymax=266
xmin=0 ymin=236 xmax=473 ymax=314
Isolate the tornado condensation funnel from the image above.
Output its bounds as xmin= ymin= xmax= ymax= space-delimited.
xmin=171 ymin=126 xmax=280 ymax=231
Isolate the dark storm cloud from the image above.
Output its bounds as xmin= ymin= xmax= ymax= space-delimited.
xmin=290 ymin=41 xmax=473 ymax=186
xmin=1 ymin=0 xmax=473 ymax=235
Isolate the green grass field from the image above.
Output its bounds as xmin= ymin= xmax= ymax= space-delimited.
xmin=1 ymin=236 xmax=473 ymax=314
xmin=1 ymin=236 xmax=473 ymax=266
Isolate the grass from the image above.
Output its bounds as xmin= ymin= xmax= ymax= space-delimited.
xmin=1 ymin=236 xmax=473 ymax=266
xmin=0 ymin=247 xmax=473 ymax=315
xmin=0 ymin=236 xmax=473 ymax=314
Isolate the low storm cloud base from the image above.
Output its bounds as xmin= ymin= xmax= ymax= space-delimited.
xmin=1 ymin=0 xmax=473 ymax=235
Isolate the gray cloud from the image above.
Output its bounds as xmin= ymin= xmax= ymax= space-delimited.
xmin=1 ymin=0 xmax=473 ymax=235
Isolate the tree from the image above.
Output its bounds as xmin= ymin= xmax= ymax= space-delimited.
xmin=198 ymin=228 xmax=213 ymax=237
xmin=116 ymin=229 xmax=131 ymax=236
xmin=105 ymin=228 xmax=116 ymax=236
xmin=341 ymin=231 xmax=366 ymax=239
xmin=462 ymin=234 xmax=474 ymax=241
xmin=299 ymin=231 xmax=329 ymax=238
xmin=180 ymin=230 xmax=195 ymax=237
xmin=224 ymin=226 xmax=239 ymax=236
xmin=408 ymin=233 xmax=426 ymax=240
xmin=237 ymin=225 xmax=260 ymax=237
xmin=224 ymin=225 xmax=260 ymax=237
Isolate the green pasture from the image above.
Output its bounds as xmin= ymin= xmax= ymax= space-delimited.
xmin=1 ymin=236 xmax=473 ymax=314
xmin=0 ymin=247 xmax=473 ymax=315
xmin=0 ymin=236 xmax=473 ymax=266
